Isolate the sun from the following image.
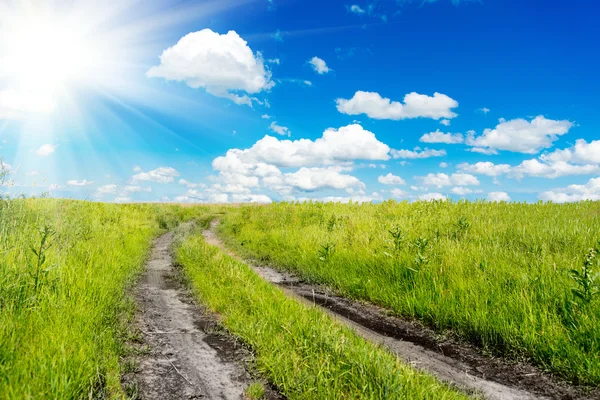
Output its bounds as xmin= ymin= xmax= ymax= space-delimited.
xmin=0 ymin=12 xmax=99 ymax=116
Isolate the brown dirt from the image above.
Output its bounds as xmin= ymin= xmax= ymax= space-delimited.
xmin=122 ymin=230 xmax=282 ymax=400
xmin=204 ymin=220 xmax=600 ymax=400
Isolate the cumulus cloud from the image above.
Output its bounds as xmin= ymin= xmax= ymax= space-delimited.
xmin=391 ymin=148 xmax=446 ymax=159
xmin=377 ymin=173 xmax=406 ymax=185
xmin=540 ymin=177 xmax=600 ymax=202
xmin=418 ymin=192 xmax=447 ymax=201
xmin=466 ymin=116 xmax=573 ymax=154
xmin=417 ymin=172 xmax=479 ymax=188
xmin=420 ymin=130 xmax=464 ymax=144
xmin=458 ymin=161 xmax=511 ymax=177
xmin=336 ymin=91 xmax=458 ymax=120
xmin=488 ymin=191 xmax=510 ymax=202
xmin=213 ymin=124 xmax=390 ymax=170
xmin=308 ymin=57 xmax=330 ymax=74
xmin=451 ymin=187 xmax=473 ymax=196
xmin=390 ymin=188 xmax=408 ymax=198
xmin=147 ymin=29 xmax=274 ymax=106
xmin=96 ymin=184 xmax=117 ymax=195
xmin=269 ymin=121 xmax=291 ymax=136
xmin=36 ymin=144 xmax=56 ymax=156
xmin=478 ymin=107 xmax=490 ymax=114
xmin=540 ymin=139 xmax=600 ymax=165
xmin=282 ymin=167 xmax=364 ymax=191
xmin=132 ymin=166 xmax=179 ymax=184
xmin=440 ymin=119 xmax=451 ymax=126
xmin=348 ymin=4 xmax=365 ymax=14
xmin=66 ymin=179 xmax=93 ymax=186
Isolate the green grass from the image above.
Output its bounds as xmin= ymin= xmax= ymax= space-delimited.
xmin=218 ymin=200 xmax=600 ymax=386
xmin=175 ymin=223 xmax=469 ymax=400
xmin=0 ymin=198 xmax=203 ymax=399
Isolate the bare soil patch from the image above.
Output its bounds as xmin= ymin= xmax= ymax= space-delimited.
xmin=204 ymin=220 xmax=599 ymax=400
xmin=122 ymin=231 xmax=282 ymax=400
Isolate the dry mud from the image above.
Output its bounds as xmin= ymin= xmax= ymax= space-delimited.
xmin=204 ymin=220 xmax=599 ymax=400
xmin=123 ymin=231 xmax=281 ymax=400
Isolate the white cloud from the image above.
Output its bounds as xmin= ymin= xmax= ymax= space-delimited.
xmin=419 ymin=130 xmax=463 ymax=144
xmin=487 ymin=191 xmax=510 ymax=202
xmin=540 ymin=139 xmax=600 ymax=165
xmin=213 ymin=124 xmax=390 ymax=170
xmin=451 ymin=187 xmax=473 ymax=196
xmin=469 ymin=147 xmax=498 ymax=155
xmin=114 ymin=196 xmax=132 ymax=203
xmin=418 ymin=172 xmax=479 ymax=188
xmin=511 ymin=159 xmax=599 ymax=179
xmin=466 ymin=116 xmax=573 ymax=154
xmin=261 ymin=114 xmax=271 ymax=119
xmin=391 ymin=148 xmax=446 ymax=159
xmin=377 ymin=173 xmax=405 ymax=185
xmin=418 ymin=192 xmax=447 ymax=201
xmin=267 ymin=58 xmax=280 ymax=64
xmin=123 ymin=185 xmax=151 ymax=193
xmin=282 ymin=167 xmax=364 ymax=191
xmin=231 ymin=193 xmax=272 ymax=203
xmin=96 ymin=184 xmax=117 ymax=195
xmin=147 ymin=29 xmax=274 ymax=106
xmin=440 ymin=119 xmax=451 ymax=126
xmin=540 ymin=177 xmax=600 ymax=203
xmin=308 ymin=57 xmax=330 ymax=74
xmin=336 ymin=91 xmax=458 ymax=120
xmin=349 ymin=4 xmax=365 ymax=14
xmin=478 ymin=107 xmax=490 ymax=114
xmin=458 ymin=161 xmax=511 ymax=176
xmin=132 ymin=166 xmax=179 ymax=184
xmin=390 ymin=188 xmax=408 ymax=198
xmin=269 ymin=121 xmax=291 ymax=136
xmin=439 ymin=162 xmax=448 ymax=168
xmin=36 ymin=144 xmax=56 ymax=156
xmin=66 ymin=179 xmax=93 ymax=186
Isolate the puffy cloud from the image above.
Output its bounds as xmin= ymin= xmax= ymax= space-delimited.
xmin=540 ymin=139 xmax=600 ymax=165
xmin=147 ymin=29 xmax=274 ymax=106
xmin=336 ymin=91 xmax=458 ymax=120
xmin=458 ymin=161 xmax=511 ymax=177
xmin=132 ymin=166 xmax=179 ymax=184
xmin=308 ymin=57 xmax=330 ymax=74
xmin=282 ymin=167 xmax=364 ymax=191
xmin=419 ymin=130 xmax=464 ymax=144
xmin=96 ymin=184 xmax=117 ymax=195
xmin=418 ymin=192 xmax=447 ymax=201
xmin=440 ymin=119 xmax=451 ymax=126
xmin=377 ymin=173 xmax=406 ymax=185
xmin=261 ymin=114 xmax=271 ymax=119
xmin=540 ymin=177 xmax=600 ymax=202
xmin=469 ymin=147 xmax=498 ymax=155
xmin=269 ymin=121 xmax=291 ymax=136
xmin=391 ymin=148 xmax=446 ymax=159
xmin=466 ymin=116 xmax=573 ymax=154
xmin=487 ymin=191 xmax=510 ymax=202
xmin=348 ymin=4 xmax=365 ymax=14
xmin=213 ymin=124 xmax=390 ymax=170
xmin=439 ymin=162 xmax=449 ymax=168
xmin=390 ymin=188 xmax=408 ymax=198
xmin=451 ymin=187 xmax=473 ymax=196
xmin=511 ymin=159 xmax=599 ymax=179
xmin=36 ymin=144 xmax=56 ymax=156
xmin=417 ymin=172 xmax=479 ymax=188
xmin=66 ymin=179 xmax=93 ymax=186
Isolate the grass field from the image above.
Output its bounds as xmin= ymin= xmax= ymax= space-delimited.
xmin=0 ymin=198 xmax=200 ymax=398
xmin=218 ymin=200 xmax=600 ymax=386
xmin=2 ymin=197 xmax=599 ymax=398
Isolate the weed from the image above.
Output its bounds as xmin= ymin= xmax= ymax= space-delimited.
xmin=569 ymin=244 xmax=599 ymax=306
xmin=245 ymin=382 xmax=265 ymax=399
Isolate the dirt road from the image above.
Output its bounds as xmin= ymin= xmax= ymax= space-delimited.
xmin=125 ymin=231 xmax=279 ymax=400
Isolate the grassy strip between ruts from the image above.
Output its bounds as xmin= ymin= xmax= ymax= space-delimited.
xmin=175 ymin=223 xmax=471 ymax=400
xmin=0 ymin=198 xmax=206 ymax=399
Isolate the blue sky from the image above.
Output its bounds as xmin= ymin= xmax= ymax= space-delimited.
xmin=0 ymin=0 xmax=598 ymax=203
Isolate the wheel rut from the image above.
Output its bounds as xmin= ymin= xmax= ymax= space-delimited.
xmin=204 ymin=220 xmax=598 ymax=400
xmin=124 ymin=230 xmax=281 ymax=400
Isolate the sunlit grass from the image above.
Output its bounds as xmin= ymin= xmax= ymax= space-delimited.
xmin=218 ymin=200 xmax=600 ymax=386
xmin=0 ymin=198 xmax=204 ymax=398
